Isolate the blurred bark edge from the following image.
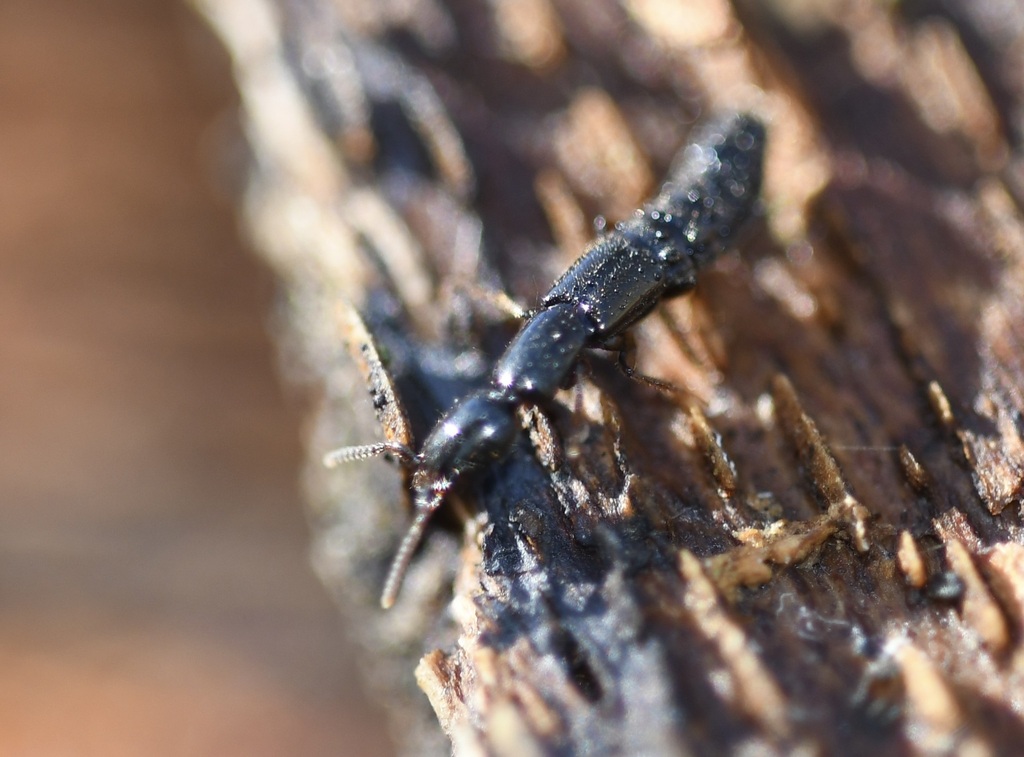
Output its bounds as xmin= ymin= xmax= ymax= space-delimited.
xmin=192 ymin=0 xmax=1024 ymax=754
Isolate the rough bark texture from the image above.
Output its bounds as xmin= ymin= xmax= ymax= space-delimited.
xmin=194 ymin=0 xmax=1024 ymax=754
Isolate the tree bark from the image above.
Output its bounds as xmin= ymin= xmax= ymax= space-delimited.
xmin=194 ymin=0 xmax=1024 ymax=754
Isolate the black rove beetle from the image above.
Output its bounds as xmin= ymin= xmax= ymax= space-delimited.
xmin=327 ymin=113 xmax=767 ymax=608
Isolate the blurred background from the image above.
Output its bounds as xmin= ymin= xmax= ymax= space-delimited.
xmin=0 ymin=0 xmax=392 ymax=754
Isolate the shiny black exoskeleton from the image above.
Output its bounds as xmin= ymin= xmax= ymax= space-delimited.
xmin=331 ymin=113 xmax=766 ymax=607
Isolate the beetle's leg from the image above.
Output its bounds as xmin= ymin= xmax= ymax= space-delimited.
xmin=600 ymin=332 xmax=679 ymax=393
xmin=594 ymin=332 xmax=642 ymax=379
xmin=603 ymin=332 xmax=638 ymax=377
xmin=627 ymin=370 xmax=679 ymax=393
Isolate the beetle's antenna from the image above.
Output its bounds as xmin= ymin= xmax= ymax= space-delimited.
xmin=323 ymin=442 xmax=416 ymax=467
xmin=380 ymin=487 xmax=447 ymax=609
